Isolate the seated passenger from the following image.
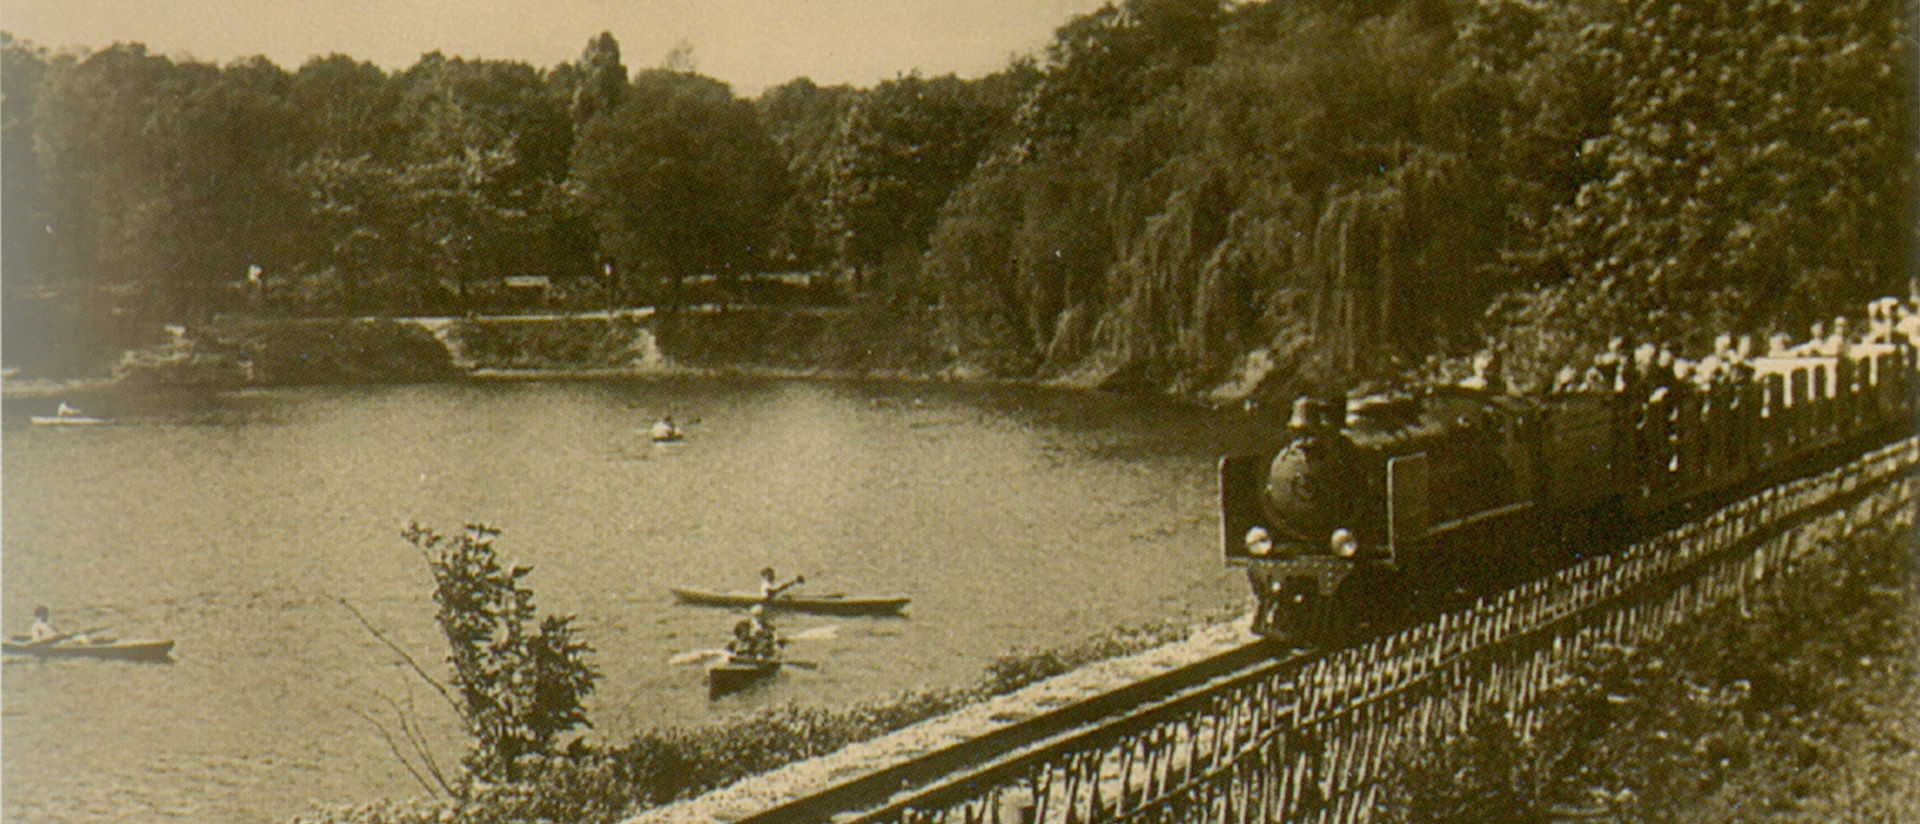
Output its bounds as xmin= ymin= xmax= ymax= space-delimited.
xmin=1626 ymin=342 xmax=1659 ymax=394
xmin=1652 ymin=346 xmax=1679 ymax=391
xmin=1553 ymin=364 xmax=1582 ymax=394
xmin=1691 ymin=356 xmax=1721 ymax=391
xmin=1792 ymin=321 xmax=1829 ymax=356
xmin=1821 ymin=317 xmax=1851 ymax=356
xmin=1898 ymin=303 xmax=1920 ymax=349
xmin=1582 ymin=364 xmax=1611 ymax=393
xmin=1458 ymin=351 xmax=1503 ymax=393
xmin=1867 ymin=298 xmax=1897 ymax=343
xmin=1767 ymin=332 xmax=1794 ymax=357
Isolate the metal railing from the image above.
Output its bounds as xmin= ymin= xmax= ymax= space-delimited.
xmin=788 ymin=436 xmax=1916 ymax=824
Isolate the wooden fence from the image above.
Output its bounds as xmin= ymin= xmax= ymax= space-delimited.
xmin=878 ymin=437 xmax=1917 ymax=824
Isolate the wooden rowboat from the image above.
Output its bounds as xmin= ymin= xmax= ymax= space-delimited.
xmin=4 ymin=636 xmax=173 ymax=661
xmin=670 ymin=587 xmax=909 ymax=616
xmin=707 ymin=656 xmax=780 ymax=697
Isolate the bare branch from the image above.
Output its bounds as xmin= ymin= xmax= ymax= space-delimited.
xmin=349 ymin=704 xmax=440 ymax=797
xmin=376 ymin=688 xmax=456 ymax=797
xmin=336 ymin=596 xmax=462 ymax=717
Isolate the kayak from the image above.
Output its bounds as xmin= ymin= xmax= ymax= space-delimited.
xmin=4 ymin=636 xmax=173 ymax=661
xmin=651 ymin=433 xmax=683 ymax=443
xmin=29 ymin=415 xmax=108 ymax=426
xmin=670 ymin=587 xmax=909 ymax=616
xmin=707 ymin=656 xmax=780 ymax=697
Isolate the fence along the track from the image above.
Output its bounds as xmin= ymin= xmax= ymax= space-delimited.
xmin=868 ymin=436 xmax=1917 ymax=824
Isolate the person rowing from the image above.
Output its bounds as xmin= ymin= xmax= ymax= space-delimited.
xmin=56 ymin=402 xmax=83 ymax=418
xmin=649 ymin=415 xmax=680 ymax=441
xmin=758 ymin=567 xmax=804 ymax=601
xmin=726 ymin=604 xmax=780 ymax=662
xmin=27 ymin=605 xmax=90 ymax=644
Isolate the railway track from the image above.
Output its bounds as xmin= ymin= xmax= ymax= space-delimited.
xmin=714 ymin=437 xmax=1917 ymax=824
xmin=730 ymin=637 xmax=1298 ymax=824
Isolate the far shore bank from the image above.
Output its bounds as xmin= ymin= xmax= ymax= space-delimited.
xmin=3 ymin=307 xmax=1279 ymax=410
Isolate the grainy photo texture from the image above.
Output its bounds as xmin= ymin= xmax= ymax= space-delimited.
xmin=1 ymin=1 xmax=1915 ymax=823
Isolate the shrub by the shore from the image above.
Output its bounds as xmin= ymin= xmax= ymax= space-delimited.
xmin=293 ymin=618 xmax=1199 ymax=824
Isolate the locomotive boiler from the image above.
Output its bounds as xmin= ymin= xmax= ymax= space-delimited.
xmin=1221 ymin=344 xmax=1913 ymax=647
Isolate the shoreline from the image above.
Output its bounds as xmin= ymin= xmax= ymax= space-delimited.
xmin=3 ymin=360 xmax=1241 ymax=411
xmin=3 ymin=306 xmax=1278 ymax=410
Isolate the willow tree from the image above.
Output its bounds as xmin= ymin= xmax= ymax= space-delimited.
xmin=1305 ymin=145 xmax=1496 ymax=384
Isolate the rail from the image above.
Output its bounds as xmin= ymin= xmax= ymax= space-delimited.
xmin=736 ymin=435 xmax=1916 ymax=824
xmin=729 ymin=639 xmax=1277 ymax=824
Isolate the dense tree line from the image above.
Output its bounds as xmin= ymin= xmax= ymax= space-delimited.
xmin=921 ymin=0 xmax=1912 ymax=389
xmin=2 ymin=0 xmax=1911 ymax=390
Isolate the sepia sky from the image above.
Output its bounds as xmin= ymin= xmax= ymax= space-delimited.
xmin=2 ymin=0 xmax=1109 ymax=94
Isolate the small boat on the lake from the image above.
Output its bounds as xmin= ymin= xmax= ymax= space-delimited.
xmin=648 ymin=416 xmax=683 ymax=442
xmin=4 ymin=636 xmax=174 ymax=661
xmin=29 ymin=415 xmax=109 ymax=426
xmin=30 ymin=402 xmax=107 ymax=426
xmin=671 ymin=587 xmax=910 ymax=616
xmin=706 ymin=656 xmax=781 ymax=697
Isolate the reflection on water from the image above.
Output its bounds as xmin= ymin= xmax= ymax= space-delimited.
xmin=2 ymin=376 xmax=1259 ymax=823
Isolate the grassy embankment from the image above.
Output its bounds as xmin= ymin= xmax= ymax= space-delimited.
xmin=1378 ymin=521 xmax=1919 ymax=823
xmin=292 ymin=618 xmax=1202 ymax=824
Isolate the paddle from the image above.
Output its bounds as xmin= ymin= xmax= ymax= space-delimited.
xmin=765 ymin=574 xmax=806 ymax=599
xmin=27 ymin=625 xmax=109 ymax=648
xmin=782 ymin=625 xmax=839 ymax=642
xmin=669 ymin=648 xmax=728 ymax=665
xmin=670 ymin=649 xmax=819 ymax=670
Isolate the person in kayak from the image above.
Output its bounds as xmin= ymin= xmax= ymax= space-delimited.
xmin=726 ymin=620 xmax=759 ymax=660
xmin=649 ymin=415 xmax=679 ymax=441
xmin=728 ymin=604 xmax=779 ymax=661
xmin=28 ymin=605 xmax=72 ymax=642
xmin=758 ymin=567 xmax=804 ymax=601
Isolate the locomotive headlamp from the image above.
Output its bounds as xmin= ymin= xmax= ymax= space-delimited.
xmin=1244 ymin=526 xmax=1273 ymax=557
xmin=1330 ymin=528 xmax=1359 ymax=558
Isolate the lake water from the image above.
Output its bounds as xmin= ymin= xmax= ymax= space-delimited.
xmin=1 ymin=376 xmax=1260 ymax=823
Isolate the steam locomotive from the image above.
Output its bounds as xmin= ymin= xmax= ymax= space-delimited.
xmin=1219 ymin=344 xmax=1915 ymax=646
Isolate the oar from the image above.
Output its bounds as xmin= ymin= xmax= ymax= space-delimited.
xmin=782 ymin=659 xmax=819 ymax=670
xmin=668 ymin=648 xmax=728 ymax=665
xmin=27 ymin=625 xmax=110 ymax=647
xmin=782 ymin=625 xmax=839 ymax=642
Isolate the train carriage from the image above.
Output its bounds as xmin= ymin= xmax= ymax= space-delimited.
xmin=1223 ymin=345 xmax=1914 ymax=648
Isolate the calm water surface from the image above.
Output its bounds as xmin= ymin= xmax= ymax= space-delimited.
xmin=2 ymin=376 xmax=1259 ymax=823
